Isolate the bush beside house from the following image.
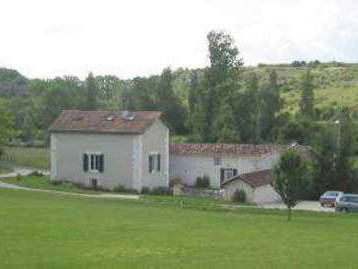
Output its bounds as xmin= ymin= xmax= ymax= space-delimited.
xmin=195 ymin=175 xmax=211 ymax=188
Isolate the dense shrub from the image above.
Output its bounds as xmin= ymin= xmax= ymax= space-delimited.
xmin=141 ymin=186 xmax=150 ymax=194
xmin=28 ymin=170 xmax=44 ymax=177
xmin=195 ymin=175 xmax=210 ymax=188
xmin=232 ymin=189 xmax=246 ymax=203
xmin=170 ymin=176 xmax=182 ymax=187
xmin=150 ymin=186 xmax=171 ymax=196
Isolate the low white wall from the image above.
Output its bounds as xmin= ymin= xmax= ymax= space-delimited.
xmin=254 ymin=185 xmax=282 ymax=204
xmin=222 ymin=180 xmax=255 ymax=202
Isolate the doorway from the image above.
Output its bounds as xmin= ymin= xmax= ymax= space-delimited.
xmin=90 ymin=178 xmax=98 ymax=190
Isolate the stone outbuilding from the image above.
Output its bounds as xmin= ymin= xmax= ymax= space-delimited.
xmin=221 ymin=169 xmax=281 ymax=204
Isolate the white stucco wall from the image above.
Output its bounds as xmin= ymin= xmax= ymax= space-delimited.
xmin=170 ymin=153 xmax=279 ymax=189
xmin=223 ymin=180 xmax=281 ymax=204
xmin=51 ymin=119 xmax=169 ymax=191
xmin=51 ymin=132 xmax=137 ymax=190
xmin=254 ymin=184 xmax=282 ymax=204
xmin=140 ymin=119 xmax=169 ymax=189
xmin=222 ymin=180 xmax=255 ymax=202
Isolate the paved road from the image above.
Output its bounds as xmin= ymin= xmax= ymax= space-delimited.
xmin=262 ymin=200 xmax=335 ymax=212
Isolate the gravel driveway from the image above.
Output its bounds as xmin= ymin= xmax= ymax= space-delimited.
xmin=0 ymin=167 xmax=49 ymax=179
xmin=262 ymin=200 xmax=335 ymax=212
xmin=0 ymin=167 xmax=139 ymax=200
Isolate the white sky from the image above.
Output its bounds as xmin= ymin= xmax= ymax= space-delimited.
xmin=1 ymin=0 xmax=358 ymax=79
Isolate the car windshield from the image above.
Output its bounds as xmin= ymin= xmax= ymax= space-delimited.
xmin=324 ymin=191 xmax=338 ymax=196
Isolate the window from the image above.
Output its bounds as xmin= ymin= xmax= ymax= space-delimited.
xmin=347 ymin=196 xmax=358 ymax=203
xmin=149 ymin=153 xmax=161 ymax=173
xmin=83 ymin=153 xmax=104 ymax=173
xmin=214 ymin=157 xmax=221 ymax=166
xmin=220 ymin=168 xmax=238 ymax=183
xmin=225 ymin=168 xmax=234 ymax=179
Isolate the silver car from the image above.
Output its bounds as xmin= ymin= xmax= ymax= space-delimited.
xmin=335 ymin=194 xmax=358 ymax=213
xmin=319 ymin=191 xmax=343 ymax=207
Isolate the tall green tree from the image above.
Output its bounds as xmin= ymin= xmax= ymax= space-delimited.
xmin=299 ymin=71 xmax=315 ymax=118
xmin=310 ymin=106 xmax=356 ymax=195
xmin=256 ymin=70 xmax=281 ymax=141
xmin=192 ymin=30 xmax=243 ymax=142
xmin=156 ymin=68 xmax=186 ymax=134
xmin=188 ymin=71 xmax=200 ymax=116
xmin=187 ymin=70 xmax=200 ymax=131
xmin=95 ymin=75 xmax=124 ymax=110
xmin=272 ymin=149 xmax=307 ymax=221
xmin=126 ymin=76 xmax=157 ymax=111
xmin=239 ymin=72 xmax=260 ymax=143
xmin=85 ymin=72 xmax=97 ymax=110
xmin=0 ymin=98 xmax=13 ymax=157
xmin=215 ymin=93 xmax=240 ymax=142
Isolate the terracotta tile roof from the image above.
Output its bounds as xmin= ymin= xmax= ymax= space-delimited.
xmin=222 ymin=169 xmax=272 ymax=188
xmin=49 ymin=110 xmax=162 ymax=134
xmin=170 ymin=143 xmax=311 ymax=158
xmin=171 ymin=144 xmax=282 ymax=157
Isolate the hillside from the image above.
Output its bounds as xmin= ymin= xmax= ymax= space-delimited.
xmin=0 ymin=68 xmax=28 ymax=97
xmin=1 ymin=62 xmax=358 ymax=111
xmin=173 ymin=62 xmax=358 ymax=114
xmin=249 ymin=63 xmax=358 ymax=113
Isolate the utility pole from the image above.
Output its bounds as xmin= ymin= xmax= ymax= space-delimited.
xmin=335 ymin=120 xmax=341 ymax=159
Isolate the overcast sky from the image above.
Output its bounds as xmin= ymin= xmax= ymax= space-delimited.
xmin=1 ymin=0 xmax=357 ymax=79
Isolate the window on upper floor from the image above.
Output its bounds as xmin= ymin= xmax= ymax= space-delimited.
xmin=220 ymin=168 xmax=238 ymax=183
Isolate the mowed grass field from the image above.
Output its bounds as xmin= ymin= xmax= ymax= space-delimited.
xmin=1 ymin=190 xmax=358 ymax=269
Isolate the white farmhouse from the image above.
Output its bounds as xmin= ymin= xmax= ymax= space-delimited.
xmin=169 ymin=143 xmax=282 ymax=189
xmin=49 ymin=110 xmax=308 ymax=204
xmin=49 ymin=110 xmax=169 ymax=191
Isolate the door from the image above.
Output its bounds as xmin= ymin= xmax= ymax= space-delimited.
xmin=90 ymin=178 xmax=98 ymax=190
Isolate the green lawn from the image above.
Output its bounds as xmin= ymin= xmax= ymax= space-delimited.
xmin=1 ymin=190 xmax=357 ymax=268
xmin=3 ymin=146 xmax=50 ymax=170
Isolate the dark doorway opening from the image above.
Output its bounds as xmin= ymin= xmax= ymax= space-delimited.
xmin=90 ymin=178 xmax=98 ymax=190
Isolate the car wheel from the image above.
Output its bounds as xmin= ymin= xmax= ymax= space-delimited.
xmin=341 ymin=208 xmax=349 ymax=213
